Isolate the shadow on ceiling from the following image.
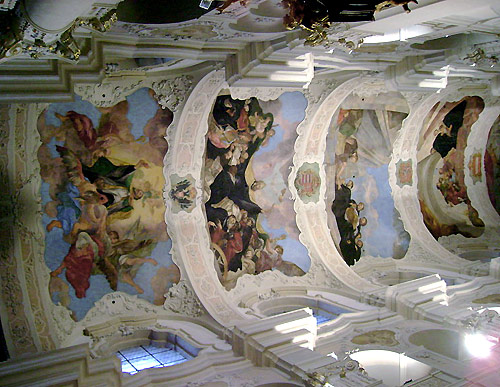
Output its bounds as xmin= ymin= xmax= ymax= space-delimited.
xmin=117 ymin=0 xmax=220 ymax=24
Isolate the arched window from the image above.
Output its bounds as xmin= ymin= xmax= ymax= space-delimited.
xmin=116 ymin=333 xmax=199 ymax=375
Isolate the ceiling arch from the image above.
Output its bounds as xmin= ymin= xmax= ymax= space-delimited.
xmin=291 ymin=76 xmax=401 ymax=292
xmin=165 ymin=70 xmax=251 ymax=326
xmin=166 ymin=72 xmax=395 ymax=326
xmin=389 ymin=86 xmax=499 ymax=274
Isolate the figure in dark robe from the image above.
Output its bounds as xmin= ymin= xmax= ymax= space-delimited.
xmin=206 ymin=165 xmax=262 ymax=222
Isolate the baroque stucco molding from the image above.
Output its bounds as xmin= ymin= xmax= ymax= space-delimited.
xmin=66 ymin=286 xmax=208 ymax=349
xmin=229 ymin=86 xmax=290 ymax=101
xmin=462 ymin=96 xmax=500 ymax=228
xmin=86 ymin=316 xmax=231 ymax=359
xmin=74 ymin=80 xmax=144 ymax=107
xmin=0 ymin=73 xmax=211 ymax=351
xmin=0 ymin=2 xmax=120 ymax=62
xmin=163 ymin=280 xmax=204 ymax=317
xmin=117 ymin=20 xmax=254 ymax=42
xmin=291 ymin=76 xmax=386 ymax=298
xmin=74 ymin=74 xmax=194 ymax=111
xmin=0 ymin=104 xmax=39 ymax=356
xmin=225 ymin=261 xmax=346 ymax=307
xmin=152 ymin=75 xmax=194 ymax=111
xmin=390 ymin=85 xmax=497 ymax=273
xmin=166 ymin=70 xmax=368 ymax=327
xmin=0 ymin=103 xmax=69 ymax=356
xmin=325 ymin=318 xmax=472 ymax=381
xmin=164 ymin=69 xmax=250 ymax=327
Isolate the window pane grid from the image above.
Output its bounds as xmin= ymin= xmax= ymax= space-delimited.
xmin=312 ymin=309 xmax=340 ymax=325
xmin=118 ymin=344 xmax=189 ymax=375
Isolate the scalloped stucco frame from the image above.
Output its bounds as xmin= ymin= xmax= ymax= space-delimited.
xmin=166 ymin=72 xmax=395 ymax=327
xmin=390 ymin=87 xmax=500 ymax=274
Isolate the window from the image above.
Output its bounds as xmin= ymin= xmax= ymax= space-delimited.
xmin=117 ymin=343 xmax=189 ymax=374
xmin=313 ymin=305 xmax=351 ymax=325
xmin=116 ymin=334 xmax=199 ymax=375
xmin=313 ymin=311 xmax=334 ymax=325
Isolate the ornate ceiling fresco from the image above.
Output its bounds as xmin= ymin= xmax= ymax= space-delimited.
xmin=3 ymin=73 xmax=499 ymax=357
xmin=8 ymin=70 xmax=490 ymax=333
xmin=205 ymin=92 xmax=310 ymax=289
xmin=417 ymin=96 xmax=485 ymax=241
xmin=485 ymin=115 xmax=500 ymax=216
xmin=0 ymin=1 xmax=500 ymax=385
xmin=326 ymin=92 xmax=410 ymax=265
xmin=38 ymin=89 xmax=179 ymax=320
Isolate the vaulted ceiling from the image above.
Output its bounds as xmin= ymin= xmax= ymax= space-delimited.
xmin=0 ymin=1 xmax=499 ymax=385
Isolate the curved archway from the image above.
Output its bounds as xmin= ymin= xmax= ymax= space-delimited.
xmin=324 ymin=90 xmax=410 ymax=266
xmin=389 ymin=85 xmax=499 ymax=274
xmin=291 ymin=77 xmax=409 ymax=295
xmin=416 ymin=97 xmax=485 ymax=240
xmin=167 ymin=72 xmax=385 ymax=326
xmin=165 ymin=70 xmax=251 ymax=326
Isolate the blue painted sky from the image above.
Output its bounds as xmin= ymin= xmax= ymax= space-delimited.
xmin=126 ymin=88 xmax=159 ymax=139
xmin=40 ymin=89 xmax=172 ymax=320
xmin=255 ymin=91 xmax=307 ymax=155
xmin=259 ymin=217 xmax=311 ymax=272
xmin=252 ymin=92 xmax=310 ymax=272
xmin=42 ymin=180 xmax=175 ymax=320
xmin=278 ymin=91 xmax=307 ymax=122
xmin=351 ymin=165 xmax=398 ymax=258
xmin=45 ymin=95 xmax=101 ymax=129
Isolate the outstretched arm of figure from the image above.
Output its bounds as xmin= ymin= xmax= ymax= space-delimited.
xmin=50 ymin=261 xmax=66 ymax=277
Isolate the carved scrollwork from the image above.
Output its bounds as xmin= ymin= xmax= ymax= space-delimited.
xmin=2 ymin=105 xmax=43 ymax=354
xmin=230 ymin=86 xmax=288 ymax=101
xmin=164 ymin=281 xmax=204 ymax=317
xmin=257 ymin=288 xmax=279 ymax=301
xmin=304 ymin=78 xmax=338 ymax=108
xmin=0 ymin=3 xmax=119 ymax=62
xmin=310 ymin=356 xmax=379 ymax=386
xmin=74 ymin=81 xmax=144 ymax=107
xmin=151 ymin=75 xmax=193 ymax=111
xmin=82 ymin=292 xmax=160 ymax=326
xmin=460 ymin=308 xmax=500 ymax=336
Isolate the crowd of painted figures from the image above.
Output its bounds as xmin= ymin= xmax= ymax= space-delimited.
xmin=432 ymin=99 xmax=484 ymax=228
xmin=418 ymin=97 xmax=486 ymax=240
xmin=330 ymin=109 xmax=367 ymax=265
xmin=39 ymin=102 xmax=172 ymax=300
xmin=331 ymin=181 xmax=367 ymax=265
xmin=205 ymin=96 xmax=305 ymax=289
